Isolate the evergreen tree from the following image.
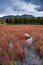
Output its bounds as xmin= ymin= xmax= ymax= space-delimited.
xmin=5 ymin=18 xmax=9 ymax=24
xmin=9 ymin=18 xmax=13 ymax=24
xmin=14 ymin=18 xmax=18 ymax=24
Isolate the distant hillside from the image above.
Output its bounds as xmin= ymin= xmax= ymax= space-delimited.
xmin=0 ymin=14 xmax=43 ymax=25
xmin=0 ymin=15 xmax=15 ymax=19
xmin=21 ymin=14 xmax=34 ymax=18
xmin=0 ymin=14 xmax=34 ymax=19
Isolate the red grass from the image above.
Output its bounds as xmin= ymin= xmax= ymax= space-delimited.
xmin=0 ymin=25 xmax=43 ymax=64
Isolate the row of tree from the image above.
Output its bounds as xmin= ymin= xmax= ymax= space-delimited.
xmin=3 ymin=17 xmax=43 ymax=25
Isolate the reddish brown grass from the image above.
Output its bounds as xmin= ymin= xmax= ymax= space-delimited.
xmin=0 ymin=25 xmax=43 ymax=64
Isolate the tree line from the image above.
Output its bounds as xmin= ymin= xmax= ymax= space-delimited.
xmin=1 ymin=17 xmax=43 ymax=25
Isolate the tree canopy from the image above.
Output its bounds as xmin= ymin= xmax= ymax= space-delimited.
xmin=4 ymin=17 xmax=43 ymax=25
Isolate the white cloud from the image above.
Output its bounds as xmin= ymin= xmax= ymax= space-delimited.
xmin=0 ymin=14 xmax=5 ymax=17
xmin=32 ymin=11 xmax=43 ymax=17
xmin=0 ymin=0 xmax=43 ymax=17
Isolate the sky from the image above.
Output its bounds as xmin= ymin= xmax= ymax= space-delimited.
xmin=0 ymin=0 xmax=43 ymax=17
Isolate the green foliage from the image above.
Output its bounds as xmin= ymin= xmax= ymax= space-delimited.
xmin=2 ymin=21 xmax=4 ymax=25
xmin=1 ymin=19 xmax=5 ymax=25
xmin=14 ymin=17 xmax=18 ymax=24
xmin=9 ymin=18 xmax=14 ymax=24
xmin=5 ymin=18 xmax=9 ymax=24
xmin=5 ymin=18 xmax=13 ymax=24
xmin=0 ymin=49 xmax=5 ymax=56
xmin=5 ymin=17 xmax=43 ymax=25
xmin=10 ymin=60 xmax=14 ymax=65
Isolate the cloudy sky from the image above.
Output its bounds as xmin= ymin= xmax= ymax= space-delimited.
xmin=0 ymin=0 xmax=43 ymax=17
